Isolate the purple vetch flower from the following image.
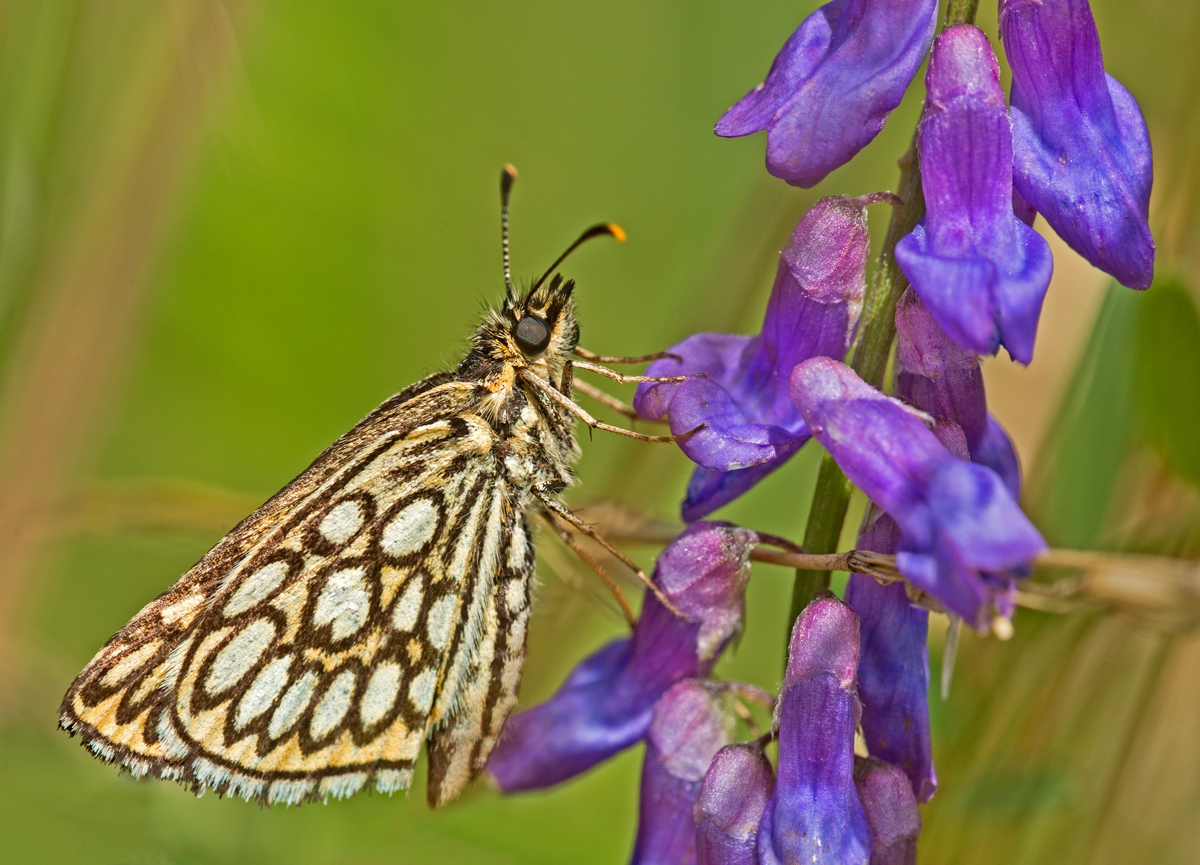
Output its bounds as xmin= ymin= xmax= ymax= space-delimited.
xmin=1000 ymin=0 xmax=1155 ymax=289
xmin=716 ymin=0 xmax=938 ymax=188
xmin=894 ymin=289 xmax=1022 ymax=496
xmin=635 ymin=195 xmax=880 ymax=521
xmin=788 ymin=357 xmax=1046 ymax=625
xmin=758 ymin=597 xmax=871 ymax=865
xmin=630 ymin=681 xmax=734 ymax=865
xmin=895 ymin=25 xmax=1053 ymax=364
xmin=854 ymin=757 xmax=922 ymax=865
xmin=488 ymin=523 xmax=756 ymax=792
xmin=694 ymin=743 xmax=775 ymax=865
xmin=845 ymin=510 xmax=935 ymax=802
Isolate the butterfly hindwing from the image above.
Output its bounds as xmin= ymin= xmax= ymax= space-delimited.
xmin=62 ymin=375 xmax=536 ymax=804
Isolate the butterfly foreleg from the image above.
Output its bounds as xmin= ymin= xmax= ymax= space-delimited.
xmin=532 ymin=485 xmax=683 ymax=618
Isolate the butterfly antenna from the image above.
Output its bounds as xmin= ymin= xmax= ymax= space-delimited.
xmin=531 ymin=222 xmax=626 ymax=292
xmin=501 ymin=164 xmax=518 ymax=301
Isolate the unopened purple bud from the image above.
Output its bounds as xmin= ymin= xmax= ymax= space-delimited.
xmin=788 ymin=357 xmax=1046 ymax=625
xmin=695 ymin=744 xmax=775 ymax=865
xmin=631 ymin=681 xmax=734 ymax=865
xmin=1001 ymin=0 xmax=1154 ymax=289
xmin=488 ymin=523 xmax=756 ymax=792
xmin=758 ymin=597 xmax=871 ymax=865
xmin=636 ymin=195 xmax=881 ymax=521
xmin=716 ymin=0 xmax=938 ymax=188
xmin=854 ymin=757 xmax=921 ymax=865
xmin=895 ymin=25 xmax=1053 ymax=364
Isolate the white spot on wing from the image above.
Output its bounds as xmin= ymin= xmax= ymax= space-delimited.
xmin=319 ymin=499 xmax=364 ymax=544
xmin=160 ymin=593 xmax=204 ymax=625
xmin=508 ymin=520 xmax=528 ymax=571
xmin=391 ymin=575 xmax=424 ymax=631
xmin=100 ymin=640 xmax=163 ymax=686
xmin=381 ymin=498 xmax=439 ymax=557
xmin=408 ymin=667 xmax=437 ymax=714
xmin=269 ymin=669 xmax=318 ymax=739
xmin=310 ymin=668 xmax=356 ymax=739
xmin=313 ymin=566 xmax=370 ymax=640
xmin=425 ymin=595 xmax=456 ymax=650
xmin=235 ymin=656 xmax=293 ymax=729
xmin=504 ymin=577 xmax=526 ymax=615
xmin=360 ymin=662 xmax=402 ymax=727
xmin=225 ymin=560 xmax=290 ymax=617
xmin=206 ymin=619 xmax=276 ymax=695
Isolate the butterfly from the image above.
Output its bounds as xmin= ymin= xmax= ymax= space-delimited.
xmin=59 ymin=165 xmax=691 ymax=808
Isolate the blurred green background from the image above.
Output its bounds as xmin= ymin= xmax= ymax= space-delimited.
xmin=1 ymin=1 xmax=1199 ymax=863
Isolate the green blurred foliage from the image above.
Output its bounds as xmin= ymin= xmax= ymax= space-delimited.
xmin=1134 ymin=280 xmax=1200 ymax=488
xmin=1 ymin=1 xmax=1199 ymax=864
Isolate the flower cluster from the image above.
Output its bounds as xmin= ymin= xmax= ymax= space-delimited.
xmin=491 ymin=0 xmax=1152 ymax=861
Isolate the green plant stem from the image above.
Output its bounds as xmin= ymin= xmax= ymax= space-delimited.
xmin=786 ymin=0 xmax=981 ymax=633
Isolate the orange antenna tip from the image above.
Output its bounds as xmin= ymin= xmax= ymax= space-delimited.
xmin=503 ymin=163 xmax=518 ymax=180
xmin=606 ymin=223 xmax=627 ymax=243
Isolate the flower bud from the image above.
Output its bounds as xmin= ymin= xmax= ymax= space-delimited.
xmin=695 ymin=743 xmax=775 ymax=865
xmin=630 ymin=681 xmax=734 ymax=865
xmin=758 ymin=597 xmax=871 ymax=865
xmin=854 ymin=757 xmax=921 ymax=865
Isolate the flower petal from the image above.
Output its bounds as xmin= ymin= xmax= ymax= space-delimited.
xmin=759 ymin=597 xmax=870 ymax=865
xmin=1001 ymin=0 xmax=1154 ymax=289
xmin=853 ymin=757 xmax=922 ymax=865
xmin=637 ymin=196 xmax=875 ymax=518
xmin=632 ymin=682 xmax=734 ymax=865
xmin=845 ymin=512 xmax=935 ymax=802
xmin=488 ymin=523 xmax=756 ymax=791
xmin=718 ymin=0 xmax=938 ymax=187
xmin=789 ymin=358 xmax=1046 ymax=624
xmin=895 ymin=289 xmax=988 ymax=453
xmin=895 ymin=25 xmax=1053 ymax=364
xmin=695 ymin=744 xmax=775 ymax=865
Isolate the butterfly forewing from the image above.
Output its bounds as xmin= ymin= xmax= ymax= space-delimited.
xmin=62 ymin=375 xmax=538 ymax=804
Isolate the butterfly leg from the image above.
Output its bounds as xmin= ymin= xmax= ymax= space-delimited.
xmin=574 ymin=347 xmax=681 ymax=364
xmin=571 ymin=359 xmax=692 ymax=384
xmin=537 ymin=508 xmax=636 ymax=625
xmin=570 ymin=378 xmax=646 ymax=422
xmin=533 ymin=486 xmax=684 ymax=618
xmin=520 ymin=368 xmax=703 ymax=444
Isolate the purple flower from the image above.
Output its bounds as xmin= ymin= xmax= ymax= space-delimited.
xmin=895 ymin=25 xmax=1054 ymax=364
xmin=488 ymin=523 xmax=756 ymax=791
xmin=716 ymin=0 xmax=938 ymax=188
xmin=894 ymin=289 xmax=1022 ymax=496
xmin=788 ymin=357 xmax=1046 ymax=625
xmin=845 ymin=511 xmax=935 ymax=802
xmin=630 ymin=681 xmax=734 ymax=865
xmin=854 ymin=757 xmax=922 ymax=865
xmin=1000 ymin=0 xmax=1154 ymax=289
xmin=635 ymin=195 xmax=878 ymax=521
xmin=758 ymin=597 xmax=871 ymax=865
xmin=694 ymin=743 xmax=775 ymax=865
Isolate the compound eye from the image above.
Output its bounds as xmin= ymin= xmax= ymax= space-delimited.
xmin=514 ymin=315 xmax=551 ymax=354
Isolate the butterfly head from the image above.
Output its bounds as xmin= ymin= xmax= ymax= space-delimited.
xmin=469 ymin=165 xmax=623 ymax=394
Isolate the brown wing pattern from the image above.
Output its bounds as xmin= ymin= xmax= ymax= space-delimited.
xmin=61 ymin=378 xmax=536 ymax=805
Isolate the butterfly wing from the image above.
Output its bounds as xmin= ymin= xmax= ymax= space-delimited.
xmin=61 ymin=373 xmax=535 ymax=805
